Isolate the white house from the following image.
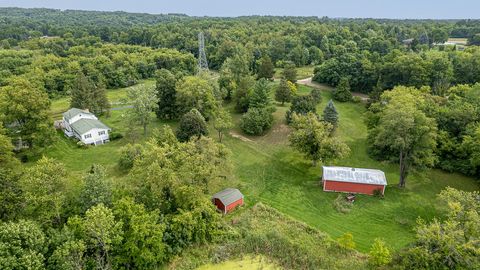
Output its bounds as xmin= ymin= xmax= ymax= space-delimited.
xmin=63 ymin=108 xmax=111 ymax=146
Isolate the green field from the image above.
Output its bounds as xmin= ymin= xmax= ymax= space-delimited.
xmin=197 ymin=256 xmax=278 ymax=270
xmin=45 ymin=75 xmax=479 ymax=253
xmin=274 ymin=66 xmax=314 ymax=80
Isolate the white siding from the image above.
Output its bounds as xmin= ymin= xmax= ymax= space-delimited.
xmin=79 ymin=128 xmax=110 ymax=145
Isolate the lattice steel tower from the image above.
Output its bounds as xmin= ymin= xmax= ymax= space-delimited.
xmin=198 ymin=32 xmax=209 ymax=72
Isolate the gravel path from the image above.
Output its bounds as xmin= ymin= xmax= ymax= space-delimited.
xmin=297 ymin=77 xmax=369 ymax=101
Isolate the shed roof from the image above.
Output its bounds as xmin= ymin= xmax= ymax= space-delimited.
xmin=70 ymin=118 xmax=110 ymax=135
xmin=212 ymin=188 xmax=243 ymax=206
xmin=322 ymin=166 xmax=387 ymax=185
xmin=63 ymin=108 xmax=95 ymax=121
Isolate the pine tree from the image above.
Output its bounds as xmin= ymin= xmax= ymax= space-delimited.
xmin=275 ymin=79 xmax=291 ymax=105
xmin=70 ymin=72 xmax=110 ymax=115
xmin=257 ymin=55 xmax=274 ymax=80
xmin=249 ymin=78 xmax=273 ymax=110
xmin=333 ymin=77 xmax=352 ymax=102
xmin=322 ymin=99 xmax=338 ymax=128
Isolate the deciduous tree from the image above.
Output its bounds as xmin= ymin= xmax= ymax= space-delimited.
xmin=176 ymin=109 xmax=209 ymax=142
xmin=213 ymin=108 xmax=233 ymax=142
xmin=127 ymin=84 xmax=158 ymax=136
xmin=275 ymin=79 xmax=292 ymax=105
xmin=155 ymin=69 xmax=177 ymax=119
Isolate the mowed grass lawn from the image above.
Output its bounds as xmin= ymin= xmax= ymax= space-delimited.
xmin=44 ymin=76 xmax=479 ymax=253
xmin=223 ymin=88 xmax=479 ymax=252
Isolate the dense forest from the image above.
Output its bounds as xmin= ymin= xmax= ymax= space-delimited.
xmin=0 ymin=7 xmax=479 ymax=270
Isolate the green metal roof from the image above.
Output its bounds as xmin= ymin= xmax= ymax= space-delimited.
xmin=63 ymin=108 xmax=94 ymax=121
xmin=70 ymin=118 xmax=110 ymax=135
xmin=212 ymin=188 xmax=243 ymax=206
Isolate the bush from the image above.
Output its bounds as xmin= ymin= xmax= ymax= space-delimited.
xmin=109 ymin=131 xmax=123 ymax=141
xmin=337 ymin=233 xmax=356 ymax=250
xmin=333 ymin=194 xmax=352 ymax=214
xmin=286 ymin=95 xmax=317 ymax=123
xmin=369 ymin=239 xmax=392 ymax=267
xmin=240 ymin=108 xmax=273 ymax=136
xmin=352 ymin=96 xmax=362 ymax=103
xmin=118 ymin=143 xmax=144 ymax=171
xmin=76 ymin=141 xmax=89 ymax=149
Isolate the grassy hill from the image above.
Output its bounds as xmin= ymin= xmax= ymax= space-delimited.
xmin=44 ymin=73 xmax=479 ymax=254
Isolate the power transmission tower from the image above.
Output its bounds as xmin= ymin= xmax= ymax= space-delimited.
xmin=198 ymin=32 xmax=209 ymax=72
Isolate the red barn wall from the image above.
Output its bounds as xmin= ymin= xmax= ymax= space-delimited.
xmin=225 ymin=198 xmax=244 ymax=213
xmin=323 ymin=180 xmax=385 ymax=195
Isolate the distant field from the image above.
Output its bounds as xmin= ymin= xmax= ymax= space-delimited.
xmin=44 ymin=76 xmax=479 ymax=253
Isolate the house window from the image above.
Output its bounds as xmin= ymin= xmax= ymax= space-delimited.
xmin=84 ymin=134 xmax=92 ymax=139
xmin=98 ymin=131 xmax=106 ymax=136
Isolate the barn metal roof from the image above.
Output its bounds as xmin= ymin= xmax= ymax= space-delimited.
xmin=322 ymin=166 xmax=387 ymax=185
xmin=212 ymin=188 xmax=243 ymax=206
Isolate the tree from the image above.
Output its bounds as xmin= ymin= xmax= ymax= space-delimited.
xmin=282 ymin=61 xmax=297 ymax=82
xmin=369 ymin=239 xmax=392 ymax=267
xmin=20 ymin=157 xmax=68 ymax=226
xmin=286 ymin=95 xmax=317 ymax=123
xmin=70 ymin=72 xmax=110 ymax=116
xmin=368 ymin=87 xmax=437 ymax=187
xmin=213 ymin=108 xmax=233 ymax=142
xmin=275 ymin=79 xmax=292 ymax=105
xmin=249 ymin=78 xmax=273 ymax=110
xmin=0 ymin=77 xmax=54 ymax=149
xmin=0 ymin=220 xmax=46 ymax=270
xmin=399 ymin=188 xmax=480 ymax=269
xmin=233 ymin=76 xmax=255 ymax=113
xmin=322 ymin=99 xmax=338 ymax=128
xmin=112 ymin=197 xmax=166 ymax=269
xmin=176 ymin=76 xmax=218 ymax=119
xmin=0 ymin=124 xmax=18 ymax=170
xmin=79 ymin=164 xmax=112 ymax=212
xmin=68 ymin=204 xmax=123 ymax=270
xmin=155 ymin=69 xmax=177 ymax=119
xmin=0 ymin=169 xmax=23 ymax=221
xmin=118 ymin=143 xmax=144 ymax=172
xmin=127 ymin=84 xmax=158 ymax=136
xmin=49 ymin=240 xmax=86 ymax=270
xmin=289 ymin=113 xmax=350 ymax=166
xmin=257 ymin=55 xmax=274 ymax=80
xmin=333 ymin=77 xmax=352 ymax=102
xmin=240 ymin=108 xmax=274 ymax=136
xmin=310 ymin=88 xmax=322 ymax=104
xmin=176 ymin=109 xmax=209 ymax=142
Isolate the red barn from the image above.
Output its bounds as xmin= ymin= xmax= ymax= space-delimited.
xmin=211 ymin=188 xmax=244 ymax=214
xmin=322 ymin=166 xmax=387 ymax=196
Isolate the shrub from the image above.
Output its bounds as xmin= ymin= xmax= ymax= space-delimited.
xmin=337 ymin=233 xmax=356 ymax=250
xmin=241 ymin=108 xmax=273 ymax=136
xmin=333 ymin=194 xmax=352 ymax=214
xmin=373 ymin=188 xmax=384 ymax=198
xmin=285 ymin=95 xmax=317 ymax=123
xmin=118 ymin=143 xmax=144 ymax=171
xmin=109 ymin=131 xmax=123 ymax=141
xmin=77 ymin=141 xmax=88 ymax=149
xmin=176 ymin=109 xmax=209 ymax=142
xmin=352 ymin=96 xmax=362 ymax=103
xmin=369 ymin=238 xmax=392 ymax=267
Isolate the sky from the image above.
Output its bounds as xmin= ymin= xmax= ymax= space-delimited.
xmin=0 ymin=0 xmax=479 ymax=19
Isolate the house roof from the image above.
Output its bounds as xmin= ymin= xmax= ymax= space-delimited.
xmin=212 ymin=188 xmax=243 ymax=206
xmin=70 ymin=118 xmax=110 ymax=135
xmin=63 ymin=108 xmax=95 ymax=121
xmin=322 ymin=166 xmax=387 ymax=186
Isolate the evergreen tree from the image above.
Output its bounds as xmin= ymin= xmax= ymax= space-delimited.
xmin=322 ymin=99 xmax=339 ymax=128
xmin=257 ymin=55 xmax=274 ymax=80
xmin=333 ymin=77 xmax=353 ymax=102
xmin=310 ymin=88 xmax=322 ymax=104
xmin=286 ymin=95 xmax=317 ymax=123
xmin=282 ymin=61 xmax=297 ymax=83
xmin=70 ymin=72 xmax=110 ymax=115
xmin=155 ymin=69 xmax=177 ymax=119
xmin=176 ymin=109 xmax=208 ymax=142
xmin=249 ymin=78 xmax=273 ymax=110
xmin=275 ymin=79 xmax=292 ymax=105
